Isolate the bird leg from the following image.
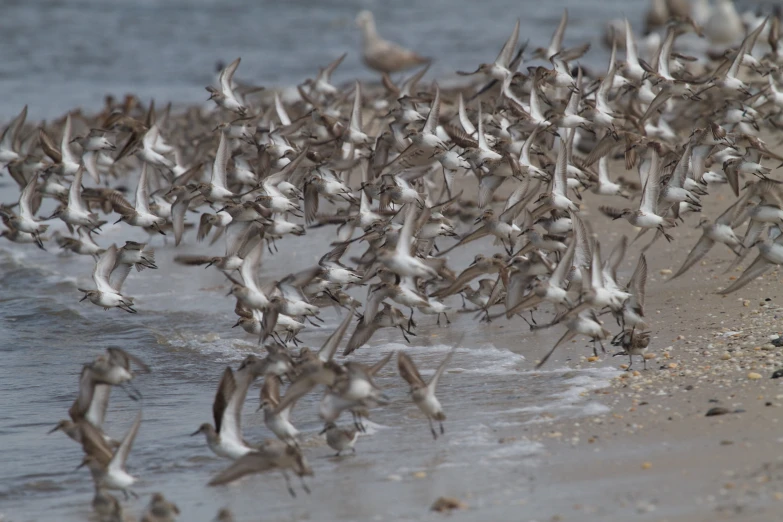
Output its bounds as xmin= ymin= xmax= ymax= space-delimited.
xmin=658 ymin=225 xmax=674 ymax=242
xmin=282 ymin=471 xmax=296 ymax=498
xmin=120 ymin=382 xmax=142 ymax=401
xmin=351 ymin=410 xmax=366 ymax=433
xmin=399 ymin=326 xmax=413 ymax=343
xmin=427 ymin=417 xmax=438 ymax=440
xmin=299 ymin=476 xmax=311 ymax=495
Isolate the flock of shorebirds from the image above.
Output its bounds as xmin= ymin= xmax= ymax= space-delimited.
xmin=5 ymin=1 xmax=783 ymax=520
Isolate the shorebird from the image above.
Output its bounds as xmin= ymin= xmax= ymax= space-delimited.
xmin=55 ymin=227 xmax=104 ymax=257
xmin=534 ymin=303 xmax=612 ymax=369
xmin=227 ymin=240 xmax=273 ymax=311
xmin=0 ymin=174 xmax=48 ymax=248
xmin=79 ymin=410 xmax=143 ymax=499
xmin=193 ymin=127 xmax=236 ymax=203
xmin=0 ymin=105 xmax=27 ymax=166
xmin=192 ymin=366 xmax=257 ymax=460
xmin=457 ymin=20 xmax=521 ymax=105
xmin=355 ymin=11 xmax=430 ymax=74
xmin=612 ymin=328 xmax=651 ymax=370
xmin=112 ymin=162 xmax=167 ymax=233
xmin=74 ymin=129 xmax=117 ymax=183
xmin=259 ymin=377 xmax=300 ymax=447
xmin=534 ymin=9 xmax=590 ymax=61
xmin=398 ymin=347 xmax=455 ymax=439
xmin=379 ymin=204 xmax=439 ymax=280
xmin=50 ymin=166 xmax=105 ymax=232
xmin=207 ymin=439 xmax=313 ymax=496
xmin=318 ymin=352 xmax=393 ymax=425
xmin=92 ymin=488 xmax=124 ymax=522
xmin=141 ymin=493 xmax=180 ymax=522
xmin=78 ymin=245 xmax=136 ymax=313
xmin=670 ymin=201 xmax=744 ymax=280
xmin=621 ymin=254 xmax=648 ymax=330
xmin=303 ymin=53 xmax=346 ymax=97
xmin=600 ymin=144 xmax=675 ymax=241
xmin=273 ymin=307 xmax=355 ymax=412
xmin=207 ymin=58 xmax=248 ymax=115
xmin=718 ymin=232 xmax=783 ymax=294
xmin=118 ymin=241 xmax=157 ymax=271
xmin=320 ymin=422 xmax=359 ymax=456
xmin=345 ymin=302 xmax=414 ymax=355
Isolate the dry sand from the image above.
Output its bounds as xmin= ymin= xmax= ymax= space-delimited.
xmin=508 ymin=187 xmax=783 ymax=521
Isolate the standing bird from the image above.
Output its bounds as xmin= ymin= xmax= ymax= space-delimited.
xmin=320 ymin=422 xmax=359 ymax=456
xmin=356 ymin=11 xmax=430 ymax=74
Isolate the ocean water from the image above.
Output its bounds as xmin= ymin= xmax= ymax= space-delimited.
xmin=0 ymin=0 xmax=654 ymax=120
xmin=0 ymin=0 xmax=678 ymax=520
xmin=0 ymin=209 xmax=621 ymax=521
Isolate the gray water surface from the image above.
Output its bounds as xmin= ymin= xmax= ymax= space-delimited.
xmin=0 ymin=0 xmax=648 ymax=120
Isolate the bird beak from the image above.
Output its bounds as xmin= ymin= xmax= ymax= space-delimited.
xmin=318 ymin=426 xmax=328 ymax=435
xmin=47 ymin=425 xmax=61 ymax=434
xmin=231 ymin=319 xmax=241 ymax=328
xmin=79 ymin=294 xmax=89 ymax=302
xmin=190 ymin=428 xmax=202 ymax=436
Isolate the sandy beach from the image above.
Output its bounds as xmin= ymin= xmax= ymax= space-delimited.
xmin=506 ymin=186 xmax=783 ymax=522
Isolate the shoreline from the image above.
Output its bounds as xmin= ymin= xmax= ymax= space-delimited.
xmin=516 ymin=187 xmax=783 ymax=521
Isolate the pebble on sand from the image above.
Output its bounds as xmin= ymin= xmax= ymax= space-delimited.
xmin=431 ymin=497 xmax=468 ymax=513
xmin=705 ymin=407 xmax=731 ymax=417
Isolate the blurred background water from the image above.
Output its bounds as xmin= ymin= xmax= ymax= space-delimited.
xmin=0 ymin=0 xmax=658 ymax=120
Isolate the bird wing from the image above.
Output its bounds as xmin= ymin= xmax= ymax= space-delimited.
xmin=108 ymin=410 xmax=142 ymax=473
xmin=670 ymin=234 xmax=715 ymax=280
xmin=717 ymin=254 xmax=771 ymax=295
xmin=220 ymin=58 xmax=241 ymax=96
xmin=397 ymin=351 xmax=426 ymax=388
xmin=422 ymin=84 xmax=441 ymax=136
xmin=495 ymin=19 xmax=520 ymax=68
xmin=135 ymin=162 xmax=152 ymax=215
xmin=317 ymin=303 xmax=356 ymax=362
xmin=208 ymin=452 xmax=275 ymax=487
xmin=212 ymin=131 xmax=230 ymax=191
xmin=350 ymin=81 xmax=363 ymax=132
xmin=428 ymin=343 xmax=459 ymax=391
xmin=93 ymin=245 xmax=119 ymax=294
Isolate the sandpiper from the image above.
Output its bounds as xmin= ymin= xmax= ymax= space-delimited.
xmin=207 ymin=439 xmax=313 ymax=496
xmin=192 ymin=366 xmax=258 ymax=460
xmin=320 ymin=422 xmax=359 ymax=456
xmin=398 ymin=346 xmax=456 ymax=439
